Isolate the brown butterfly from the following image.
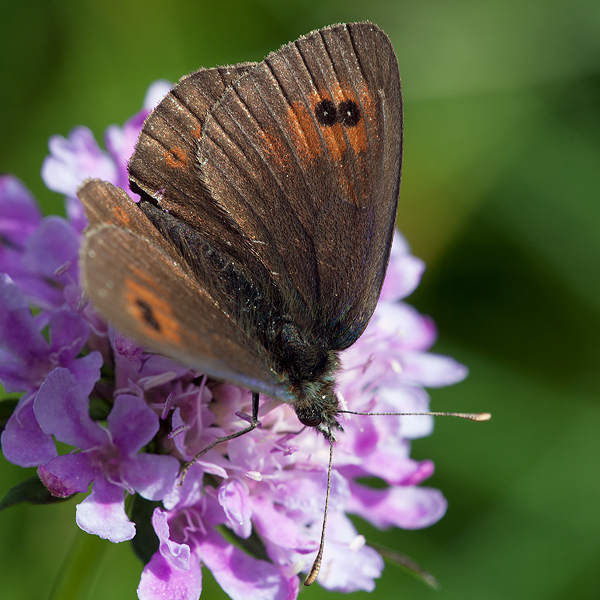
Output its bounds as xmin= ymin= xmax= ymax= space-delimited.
xmin=79 ymin=22 xmax=403 ymax=440
xmin=78 ymin=23 xmax=492 ymax=585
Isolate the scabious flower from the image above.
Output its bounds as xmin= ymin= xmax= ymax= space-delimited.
xmin=0 ymin=82 xmax=468 ymax=600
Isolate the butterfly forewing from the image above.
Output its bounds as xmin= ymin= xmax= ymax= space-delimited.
xmin=79 ymin=179 xmax=182 ymax=265
xmin=80 ymin=189 xmax=290 ymax=401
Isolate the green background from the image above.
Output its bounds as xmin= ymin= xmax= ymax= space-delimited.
xmin=1 ymin=1 xmax=599 ymax=599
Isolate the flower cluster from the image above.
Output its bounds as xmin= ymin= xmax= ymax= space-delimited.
xmin=0 ymin=82 xmax=468 ymax=600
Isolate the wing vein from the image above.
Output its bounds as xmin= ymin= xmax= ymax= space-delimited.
xmin=292 ymin=38 xmax=343 ymax=164
xmin=319 ymin=28 xmax=374 ymax=203
xmin=202 ymin=104 xmax=302 ymax=286
xmin=315 ymin=30 xmax=352 ymax=164
xmin=262 ymin=58 xmax=315 ymax=199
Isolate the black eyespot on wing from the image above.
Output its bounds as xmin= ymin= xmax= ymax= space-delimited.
xmin=136 ymin=299 xmax=160 ymax=331
xmin=338 ymin=100 xmax=361 ymax=127
xmin=315 ymin=99 xmax=337 ymax=126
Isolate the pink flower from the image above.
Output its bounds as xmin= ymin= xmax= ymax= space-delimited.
xmin=35 ymin=368 xmax=180 ymax=542
xmin=0 ymin=81 xmax=468 ymax=600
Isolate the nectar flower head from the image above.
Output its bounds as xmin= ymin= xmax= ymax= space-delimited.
xmin=0 ymin=81 xmax=468 ymax=600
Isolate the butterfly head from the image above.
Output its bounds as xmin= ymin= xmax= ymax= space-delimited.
xmin=291 ymin=376 xmax=343 ymax=441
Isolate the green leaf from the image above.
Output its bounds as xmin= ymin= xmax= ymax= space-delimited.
xmin=0 ymin=476 xmax=74 ymax=510
xmin=369 ymin=541 xmax=440 ymax=590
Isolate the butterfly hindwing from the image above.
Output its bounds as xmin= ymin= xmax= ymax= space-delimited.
xmin=194 ymin=22 xmax=402 ymax=349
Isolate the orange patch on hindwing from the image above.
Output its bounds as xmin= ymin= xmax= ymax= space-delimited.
xmin=282 ymin=82 xmax=374 ymax=167
xmin=124 ymin=267 xmax=182 ymax=345
xmin=165 ymin=145 xmax=189 ymax=169
xmin=110 ymin=204 xmax=133 ymax=228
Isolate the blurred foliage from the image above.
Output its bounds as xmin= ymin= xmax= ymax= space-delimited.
xmin=1 ymin=0 xmax=599 ymax=599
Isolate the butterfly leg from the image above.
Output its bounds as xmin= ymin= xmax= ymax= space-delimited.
xmin=179 ymin=391 xmax=261 ymax=483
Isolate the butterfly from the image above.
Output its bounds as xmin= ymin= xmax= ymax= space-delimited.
xmin=79 ymin=21 xmax=403 ymax=441
xmin=78 ymin=24 xmax=492 ymax=586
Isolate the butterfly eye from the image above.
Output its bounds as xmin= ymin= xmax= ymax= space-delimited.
xmin=299 ymin=416 xmax=322 ymax=428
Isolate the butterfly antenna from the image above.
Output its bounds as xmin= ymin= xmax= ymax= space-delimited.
xmin=339 ymin=410 xmax=491 ymax=422
xmin=179 ymin=391 xmax=261 ymax=484
xmin=304 ymin=432 xmax=334 ymax=586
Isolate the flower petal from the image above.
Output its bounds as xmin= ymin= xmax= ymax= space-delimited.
xmin=138 ymin=548 xmax=202 ymax=600
xmin=0 ymin=175 xmax=41 ymax=244
xmin=380 ymin=253 xmax=425 ymax=301
xmin=153 ymin=508 xmax=191 ymax=571
xmin=0 ymin=274 xmax=50 ymax=392
xmin=68 ymin=351 xmax=103 ymax=397
xmin=342 ymin=447 xmax=435 ymax=487
xmin=198 ymin=529 xmax=299 ymax=600
xmin=218 ymin=478 xmax=252 ymax=539
xmin=34 ymin=367 xmax=107 ymax=449
xmin=163 ymin=463 xmax=205 ymax=511
xmin=125 ymin=453 xmax=179 ymax=501
xmin=0 ymin=393 xmax=57 ymax=467
xmin=25 ymin=216 xmax=80 ymax=282
xmin=348 ymin=482 xmax=447 ymax=529
xmin=251 ymin=494 xmax=316 ymax=553
xmin=38 ymin=453 xmax=94 ymax=496
xmin=370 ymin=302 xmax=438 ymax=351
xmin=107 ymin=394 xmax=159 ymax=455
xmin=48 ymin=308 xmax=89 ymax=360
xmin=76 ymin=477 xmax=135 ymax=542
xmin=304 ymin=512 xmax=383 ymax=592
xmin=42 ymin=127 xmax=117 ymax=197
xmin=400 ymin=351 xmax=469 ymax=387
